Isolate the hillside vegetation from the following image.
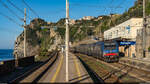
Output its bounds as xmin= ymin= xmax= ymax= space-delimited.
xmin=14 ymin=0 xmax=150 ymax=58
xmin=34 ymin=0 xmax=150 ymax=43
xmin=47 ymin=0 xmax=150 ymax=43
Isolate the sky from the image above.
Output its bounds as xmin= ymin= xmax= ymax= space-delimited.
xmin=0 ymin=0 xmax=136 ymax=49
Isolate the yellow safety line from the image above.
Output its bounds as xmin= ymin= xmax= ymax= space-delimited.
xmin=73 ymin=55 xmax=81 ymax=81
xmin=51 ymin=54 xmax=64 ymax=82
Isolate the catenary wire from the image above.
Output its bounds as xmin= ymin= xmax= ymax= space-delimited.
xmin=22 ymin=0 xmax=39 ymax=18
xmin=0 ymin=0 xmax=23 ymax=21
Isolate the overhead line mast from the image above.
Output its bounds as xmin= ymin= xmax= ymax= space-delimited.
xmin=24 ymin=8 xmax=27 ymax=57
xmin=66 ymin=0 xmax=69 ymax=82
xmin=142 ymin=0 xmax=146 ymax=57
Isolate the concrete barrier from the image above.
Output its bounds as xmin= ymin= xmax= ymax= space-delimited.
xmin=0 ymin=56 xmax=35 ymax=75
xmin=18 ymin=56 xmax=35 ymax=67
xmin=0 ymin=61 xmax=4 ymax=65
xmin=0 ymin=59 xmax=15 ymax=75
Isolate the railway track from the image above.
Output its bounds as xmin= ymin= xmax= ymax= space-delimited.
xmin=10 ymin=51 xmax=59 ymax=83
xmin=96 ymin=59 xmax=150 ymax=83
xmin=76 ymin=53 xmax=121 ymax=83
xmin=77 ymin=56 xmax=104 ymax=83
xmin=75 ymin=53 xmax=150 ymax=83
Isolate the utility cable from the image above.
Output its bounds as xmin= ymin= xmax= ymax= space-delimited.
xmin=0 ymin=12 xmax=22 ymax=27
xmin=0 ymin=0 xmax=23 ymax=21
xmin=6 ymin=0 xmax=32 ymax=20
xmin=6 ymin=0 xmax=24 ymax=14
xmin=22 ymin=0 xmax=39 ymax=18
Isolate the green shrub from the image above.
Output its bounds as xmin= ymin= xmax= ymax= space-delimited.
xmin=148 ymin=47 xmax=150 ymax=52
xmin=39 ymin=48 xmax=48 ymax=56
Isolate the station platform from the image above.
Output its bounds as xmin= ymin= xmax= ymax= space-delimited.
xmin=119 ymin=57 xmax=150 ymax=72
xmin=38 ymin=52 xmax=93 ymax=83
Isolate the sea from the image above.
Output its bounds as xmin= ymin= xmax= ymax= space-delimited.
xmin=0 ymin=49 xmax=14 ymax=62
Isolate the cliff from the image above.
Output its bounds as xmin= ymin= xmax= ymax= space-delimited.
xmin=13 ymin=18 xmax=62 ymax=58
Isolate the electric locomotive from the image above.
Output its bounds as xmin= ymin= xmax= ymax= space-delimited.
xmin=102 ymin=40 xmax=119 ymax=62
xmin=72 ymin=40 xmax=119 ymax=62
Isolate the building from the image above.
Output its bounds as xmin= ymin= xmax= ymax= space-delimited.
xmin=104 ymin=18 xmax=143 ymax=58
xmin=80 ymin=16 xmax=94 ymax=20
xmin=47 ymin=22 xmax=52 ymax=24
xmin=104 ymin=18 xmax=143 ymax=41
xmin=94 ymin=16 xmax=103 ymax=21
xmin=69 ymin=19 xmax=76 ymax=25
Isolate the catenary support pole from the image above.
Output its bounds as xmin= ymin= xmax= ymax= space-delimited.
xmin=24 ymin=8 xmax=27 ymax=57
xmin=66 ymin=0 xmax=69 ymax=82
xmin=143 ymin=0 xmax=146 ymax=58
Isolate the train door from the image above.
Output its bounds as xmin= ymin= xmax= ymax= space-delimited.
xmin=84 ymin=45 xmax=88 ymax=55
xmin=95 ymin=45 xmax=99 ymax=59
xmin=101 ymin=42 xmax=105 ymax=60
xmin=90 ymin=44 xmax=94 ymax=56
xmin=87 ymin=45 xmax=90 ymax=55
xmin=93 ymin=44 xmax=97 ymax=57
xmin=81 ymin=45 xmax=84 ymax=54
xmin=96 ymin=44 xmax=101 ymax=59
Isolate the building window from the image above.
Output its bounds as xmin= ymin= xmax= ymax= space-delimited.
xmin=126 ymin=26 xmax=130 ymax=34
xmin=116 ymin=30 xmax=118 ymax=36
xmin=110 ymin=32 xmax=112 ymax=37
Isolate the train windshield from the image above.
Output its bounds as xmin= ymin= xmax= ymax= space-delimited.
xmin=104 ymin=42 xmax=116 ymax=50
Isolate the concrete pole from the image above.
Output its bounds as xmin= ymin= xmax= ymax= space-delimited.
xmin=66 ymin=0 xmax=69 ymax=82
xmin=24 ymin=8 xmax=27 ymax=57
xmin=143 ymin=0 xmax=146 ymax=58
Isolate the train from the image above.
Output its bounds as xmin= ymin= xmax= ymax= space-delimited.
xmin=71 ymin=40 xmax=119 ymax=62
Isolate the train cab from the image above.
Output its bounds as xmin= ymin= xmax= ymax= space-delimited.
xmin=102 ymin=41 xmax=119 ymax=62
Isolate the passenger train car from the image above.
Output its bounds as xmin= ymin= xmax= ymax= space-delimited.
xmin=72 ymin=40 xmax=119 ymax=62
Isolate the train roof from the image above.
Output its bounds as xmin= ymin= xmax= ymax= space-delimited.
xmin=76 ymin=40 xmax=117 ymax=47
xmin=91 ymin=40 xmax=117 ymax=45
xmin=104 ymin=40 xmax=117 ymax=42
xmin=95 ymin=41 xmax=103 ymax=44
xmin=88 ymin=41 xmax=103 ymax=46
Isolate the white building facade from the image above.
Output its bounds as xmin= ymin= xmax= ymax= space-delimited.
xmin=104 ymin=18 xmax=143 ymax=41
xmin=104 ymin=18 xmax=143 ymax=58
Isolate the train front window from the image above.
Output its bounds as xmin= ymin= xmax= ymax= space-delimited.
xmin=104 ymin=43 xmax=116 ymax=50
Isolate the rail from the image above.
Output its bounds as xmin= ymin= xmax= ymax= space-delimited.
xmin=10 ymin=51 xmax=59 ymax=83
xmin=84 ymin=54 xmax=150 ymax=83
xmin=77 ymin=56 xmax=104 ymax=83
